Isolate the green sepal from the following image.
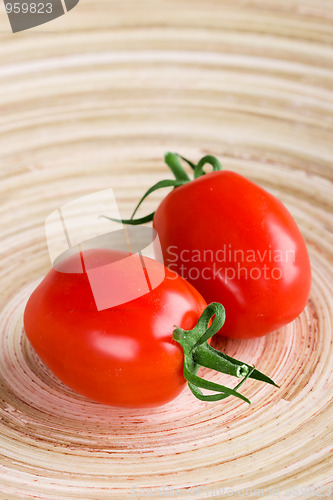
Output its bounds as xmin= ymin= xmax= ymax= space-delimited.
xmin=113 ymin=153 xmax=223 ymax=226
xmin=173 ymin=302 xmax=278 ymax=404
xmin=131 ymin=178 xmax=187 ymax=220
xmin=194 ymin=155 xmax=223 ymax=178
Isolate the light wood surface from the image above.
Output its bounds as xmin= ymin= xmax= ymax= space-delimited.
xmin=0 ymin=1 xmax=332 ymax=499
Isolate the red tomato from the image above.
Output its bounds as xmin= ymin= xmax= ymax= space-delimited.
xmin=127 ymin=154 xmax=311 ymax=339
xmin=24 ymin=249 xmax=207 ymax=407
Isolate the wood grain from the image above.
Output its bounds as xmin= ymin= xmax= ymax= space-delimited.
xmin=0 ymin=1 xmax=332 ymax=498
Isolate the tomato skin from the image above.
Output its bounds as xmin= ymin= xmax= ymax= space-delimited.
xmin=24 ymin=250 xmax=207 ymax=407
xmin=153 ymin=170 xmax=311 ymax=338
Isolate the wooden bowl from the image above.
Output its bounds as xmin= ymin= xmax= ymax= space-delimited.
xmin=0 ymin=1 xmax=332 ymax=498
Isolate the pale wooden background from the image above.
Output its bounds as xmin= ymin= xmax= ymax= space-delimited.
xmin=0 ymin=1 xmax=332 ymax=499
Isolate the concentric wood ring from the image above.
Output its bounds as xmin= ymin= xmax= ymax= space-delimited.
xmin=0 ymin=1 xmax=332 ymax=498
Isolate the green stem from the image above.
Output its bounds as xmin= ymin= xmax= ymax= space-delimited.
xmin=164 ymin=152 xmax=191 ymax=182
xmin=194 ymin=155 xmax=223 ymax=178
xmin=130 ymin=179 xmax=186 ymax=220
xmin=172 ymin=302 xmax=278 ymax=403
xmin=109 ymin=152 xmax=223 ymax=225
xmin=178 ymin=155 xmax=196 ymax=171
xmin=194 ymin=343 xmax=249 ymax=378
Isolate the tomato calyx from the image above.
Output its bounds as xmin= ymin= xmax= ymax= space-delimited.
xmin=173 ymin=302 xmax=278 ymax=403
xmin=172 ymin=152 xmax=223 ymax=179
xmin=113 ymin=152 xmax=223 ymax=225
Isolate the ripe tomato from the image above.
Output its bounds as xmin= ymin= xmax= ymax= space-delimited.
xmin=124 ymin=153 xmax=311 ymax=339
xmin=24 ymin=249 xmax=207 ymax=407
xmin=24 ymin=247 xmax=277 ymax=407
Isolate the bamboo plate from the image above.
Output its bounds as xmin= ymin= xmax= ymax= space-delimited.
xmin=0 ymin=1 xmax=332 ymax=499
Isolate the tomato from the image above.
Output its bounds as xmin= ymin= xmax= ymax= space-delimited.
xmin=24 ymin=247 xmax=277 ymax=407
xmin=124 ymin=153 xmax=311 ymax=339
xmin=24 ymin=248 xmax=206 ymax=407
